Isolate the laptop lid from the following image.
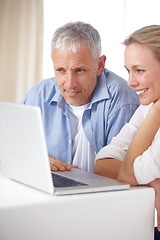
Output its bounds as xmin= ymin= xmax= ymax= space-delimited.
xmin=0 ymin=102 xmax=129 ymax=195
xmin=0 ymin=102 xmax=54 ymax=194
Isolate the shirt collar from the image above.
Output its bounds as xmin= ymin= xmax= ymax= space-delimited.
xmin=89 ymin=70 xmax=110 ymax=108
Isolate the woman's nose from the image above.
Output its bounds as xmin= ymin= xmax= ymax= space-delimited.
xmin=128 ymin=73 xmax=138 ymax=88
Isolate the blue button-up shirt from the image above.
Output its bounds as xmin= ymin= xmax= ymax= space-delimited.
xmin=21 ymin=68 xmax=140 ymax=168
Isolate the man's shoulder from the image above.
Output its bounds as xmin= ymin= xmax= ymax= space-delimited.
xmin=103 ymin=68 xmax=128 ymax=88
xmin=34 ymin=77 xmax=57 ymax=90
xmin=27 ymin=77 xmax=57 ymax=96
xmin=101 ymin=69 xmax=140 ymax=105
xmin=21 ymin=77 xmax=58 ymax=104
xmin=104 ymin=69 xmax=136 ymax=95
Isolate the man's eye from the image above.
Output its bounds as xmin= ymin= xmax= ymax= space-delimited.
xmin=56 ymin=68 xmax=65 ymax=73
xmin=76 ymin=68 xmax=85 ymax=72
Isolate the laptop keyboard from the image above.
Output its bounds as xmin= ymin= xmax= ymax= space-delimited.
xmin=52 ymin=173 xmax=88 ymax=188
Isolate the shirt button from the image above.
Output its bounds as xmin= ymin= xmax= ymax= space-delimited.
xmin=69 ymin=140 xmax=71 ymax=144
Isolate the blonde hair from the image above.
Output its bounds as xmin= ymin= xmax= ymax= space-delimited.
xmin=123 ymin=25 xmax=160 ymax=61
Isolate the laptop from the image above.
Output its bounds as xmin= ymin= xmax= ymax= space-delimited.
xmin=0 ymin=101 xmax=130 ymax=195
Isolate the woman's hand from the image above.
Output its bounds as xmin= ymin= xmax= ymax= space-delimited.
xmin=153 ymin=97 xmax=160 ymax=112
xmin=147 ymin=179 xmax=160 ymax=231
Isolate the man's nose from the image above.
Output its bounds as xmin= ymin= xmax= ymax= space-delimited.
xmin=65 ymin=72 xmax=76 ymax=89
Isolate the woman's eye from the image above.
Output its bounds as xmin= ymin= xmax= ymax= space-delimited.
xmin=124 ymin=66 xmax=130 ymax=73
xmin=136 ymin=69 xmax=144 ymax=73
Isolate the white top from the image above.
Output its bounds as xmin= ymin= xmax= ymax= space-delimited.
xmin=95 ymin=104 xmax=160 ymax=184
xmin=68 ymin=104 xmax=96 ymax=172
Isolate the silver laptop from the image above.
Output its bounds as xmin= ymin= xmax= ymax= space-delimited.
xmin=0 ymin=101 xmax=129 ymax=195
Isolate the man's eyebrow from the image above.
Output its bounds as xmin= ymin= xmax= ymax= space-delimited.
xmin=55 ymin=66 xmax=65 ymax=69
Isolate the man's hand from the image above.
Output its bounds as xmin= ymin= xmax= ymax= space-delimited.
xmin=49 ymin=156 xmax=78 ymax=172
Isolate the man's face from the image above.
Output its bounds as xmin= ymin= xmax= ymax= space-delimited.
xmin=52 ymin=47 xmax=105 ymax=106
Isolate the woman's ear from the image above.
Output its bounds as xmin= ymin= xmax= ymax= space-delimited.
xmin=97 ymin=55 xmax=106 ymax=76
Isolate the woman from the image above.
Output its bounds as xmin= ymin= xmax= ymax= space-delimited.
xmin=94 ymin=25 xmax=160 ymax=238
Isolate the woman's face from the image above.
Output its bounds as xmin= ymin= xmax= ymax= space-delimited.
xmin=124 ymin=43 xmax=160 ymax=105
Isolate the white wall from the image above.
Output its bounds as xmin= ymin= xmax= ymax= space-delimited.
xmin=43 ymin=0 xmax=160 ymax=81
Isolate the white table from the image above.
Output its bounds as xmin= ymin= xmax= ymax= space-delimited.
xmin=0 ymin=169 xmax=155 ymax=240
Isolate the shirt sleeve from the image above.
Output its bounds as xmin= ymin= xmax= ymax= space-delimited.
xmin=95 ymin=105 xmax=143 ymax=161
xmin=95 ymin=144 xmax=126 ymax=161
xmin=133 ymin=131 xmax=160 ymax=184
xmin=20 ymin=84 xmax=40 ymax=105
xmin=95 ymin=122 xmax=138 ymax=161
xmin=104 ymin=89 xmax=140 ymax=145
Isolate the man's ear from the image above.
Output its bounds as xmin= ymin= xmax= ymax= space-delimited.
xmin=97 ymin=55 xmax=106 ymax=76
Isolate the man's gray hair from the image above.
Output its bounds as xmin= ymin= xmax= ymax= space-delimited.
xmin=51 ymin=21 xmax=102 ymax=60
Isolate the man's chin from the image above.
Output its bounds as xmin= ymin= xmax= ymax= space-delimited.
xmin=64 ymin=95 xmax=90 ymax=106
xmin=67 ymin=102 xmax=81 ymax=107
xmin=65 ymin=99 xmax=84 ymax=107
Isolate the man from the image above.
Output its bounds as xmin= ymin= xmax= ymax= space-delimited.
xmin=21 ymin=21 xmax=140 ymax=173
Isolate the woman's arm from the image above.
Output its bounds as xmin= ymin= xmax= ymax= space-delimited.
xmin=117 ymin=100 xmax=160 ymax=185
xmin=94 ymin=158 xmax=122 ymax=180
